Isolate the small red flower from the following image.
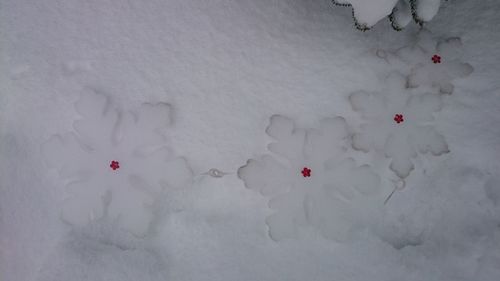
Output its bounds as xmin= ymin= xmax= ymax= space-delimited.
xmin=431 ymin=54 xmax=441 ymax=64
xmin=301 ymin=167 xmax=311 ymax=177
xmin=394 ymin=114 xmax=404 ymax=124
xmin=110 ymin=160 xmax=120 ymax=170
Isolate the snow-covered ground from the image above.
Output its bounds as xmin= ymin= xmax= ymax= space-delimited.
xmin=1 ymin=0 xmax=500 ymax=280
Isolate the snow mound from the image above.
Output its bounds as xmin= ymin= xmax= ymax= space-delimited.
xmin=238 ymin=115 xmax=383 ymax=241
xmin=391 ymin=30 xmax=474 ymax=94
xmin=349 ymin=73 xmax=449 ymax=178
xmin=42 ymin=89 xmax=193 ymax=236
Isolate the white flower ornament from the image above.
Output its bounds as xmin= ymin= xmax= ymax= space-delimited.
xmin=239 ymin=115 xmax=382 ymax=241
xmin=391 ymin=30 xmax=473 ymax=94
xmin=349 ymin=73 xmax=449 ymax=178
xmin=43 ymin=90 xmax=192 ymax=236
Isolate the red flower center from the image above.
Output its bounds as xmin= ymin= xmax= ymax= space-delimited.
xmin=110 ymin=160 xmax=120 ymax=170
xmin=394 ymin=114 xmax=404 ymax=124
xmin=301 ymin=167 xmax=311 ymax=177
xmin=432 ymin=54 xmax=441 ymax=64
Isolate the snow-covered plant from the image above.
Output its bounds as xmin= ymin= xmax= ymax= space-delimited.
xmin=238 ymin=115 xmax=383 ymax=241
xmin=333 ymin=0 xmax=444 ymax=31
xmin=42 ymin=89 xmax=193 ymax=236
xmin=349 ymin=73 xmax=449 ymax=178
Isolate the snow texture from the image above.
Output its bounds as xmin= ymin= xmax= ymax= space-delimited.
xmin=349 ymin=73 xmax=449 ymax=178
xmin=238 ymin=115 xmax=383 ymax=241
xmin=42 ymin=89 xmax=193 ymax=236
xmin=391 ymin=30 xmax=474 ymax=94
xmin=37 ymin=219 xmax=168 ymax=281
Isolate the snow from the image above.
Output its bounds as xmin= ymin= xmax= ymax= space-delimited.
xmin=1 ymin=0 xmax=500 ymax=281
xmin=37 ymin=219 xmax=169 ymax=281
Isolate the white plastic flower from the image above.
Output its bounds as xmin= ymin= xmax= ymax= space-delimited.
xmin=349 ymin=73 xmax=449 ymax=178
xmin=238 ymin=115 xmax=382 ymax=241
xmin=391 ymin=30 xmax=473 ymax=94
xmin=43 ymin=89 xmax=193 ymax=236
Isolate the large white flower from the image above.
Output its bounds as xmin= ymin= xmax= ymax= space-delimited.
xmin=43 ymin=89 xmax=193 ymax=236
xmin=349 ymin=73 xmax=449 ymax=178
xmin=238 ymin=115 xmax=382 ymax=241
xmin=386 ymin=30 xmax=473 ymax=94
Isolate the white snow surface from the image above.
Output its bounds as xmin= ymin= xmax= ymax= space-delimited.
xmin=336 ymin=0 xmax=441 ymax=29
xmin=2 ymin=1 xmax=500 ymax=281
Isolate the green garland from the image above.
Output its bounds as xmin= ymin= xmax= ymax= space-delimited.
xmin=388 ymin=4 xmax=405 ymax=31
xmin=333 ymin=0 xmax=448 ymax=32
xmin=331 ymin=0 xmax=371 ymax=31
xmin=409 ymin=0 xmax=425 ymax=26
